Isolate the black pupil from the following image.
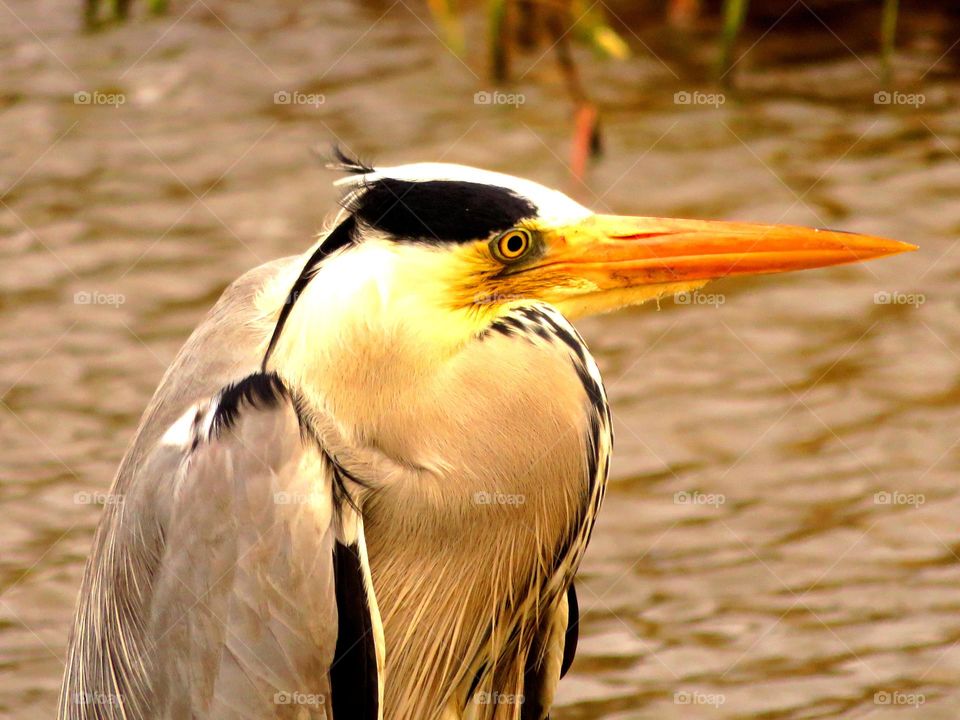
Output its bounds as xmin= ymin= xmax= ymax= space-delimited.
xmin=505 ymin=234 xmax=525 ymax=254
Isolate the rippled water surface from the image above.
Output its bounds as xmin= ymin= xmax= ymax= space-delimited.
xmin=2 ymin=1 xmax=959 ymax=717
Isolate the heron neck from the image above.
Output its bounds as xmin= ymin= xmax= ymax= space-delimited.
xmin=265 ymin=241 xmax=486 ymax=462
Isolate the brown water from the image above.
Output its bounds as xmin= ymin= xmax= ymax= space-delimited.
xmin=2 ymin=1 xmax=959 ymax=717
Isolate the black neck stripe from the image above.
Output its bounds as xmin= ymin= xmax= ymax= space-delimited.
xmin=261 ymin=215 xmax=357 ymax=369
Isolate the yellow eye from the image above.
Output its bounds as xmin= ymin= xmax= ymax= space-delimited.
xmin=493 ymin=228 xmax=532 ymax=262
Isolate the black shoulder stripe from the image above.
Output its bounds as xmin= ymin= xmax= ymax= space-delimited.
xmin=210 ymin=372 xmax=287 ymax=437
xmin=330 ymin=541 xmax=379 ymax=720
xmin=346 ymin=178 xmax=537 ymax=243
xmin=560 ymin=582 xmax=579 ymax=679
xmin=261 ymin=215 xmax=357 ymax=368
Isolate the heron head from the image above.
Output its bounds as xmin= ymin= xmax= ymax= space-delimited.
xmin=264 ymin=154 xmax=916 ymax=382
xmin=317 ymin=157 xmax=915 ymax=329
xmin=261 ymin=155 xmax=915 ymax=444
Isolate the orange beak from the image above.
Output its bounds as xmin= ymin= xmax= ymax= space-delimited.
xmin=554 ymin=214 xmax=916 ymax=284
xmin=533 ymin=214 xmax=917 ymax=316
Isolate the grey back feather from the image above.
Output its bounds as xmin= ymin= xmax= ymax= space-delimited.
xmin=59 ymin=259 xmax=302 ymax=719
xmin=148 ymin=389 xmax=342 ymax=719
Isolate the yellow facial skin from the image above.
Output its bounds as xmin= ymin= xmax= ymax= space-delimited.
xmin=449 ymin=215 xmax=916 ymax=322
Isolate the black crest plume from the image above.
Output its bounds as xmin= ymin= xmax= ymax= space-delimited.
xmin=326 ymin=144 xmax=374 ymax=175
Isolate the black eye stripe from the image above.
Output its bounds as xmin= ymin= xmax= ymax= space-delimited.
xmin=346 ymin=178 xmax=537 ymax=243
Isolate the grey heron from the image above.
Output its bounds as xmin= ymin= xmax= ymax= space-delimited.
xmin=59 ymin=151 xmax=915 ymax=720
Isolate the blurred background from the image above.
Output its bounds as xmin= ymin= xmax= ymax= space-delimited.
xmin=2 ymin=0 xmax=959 ymax=717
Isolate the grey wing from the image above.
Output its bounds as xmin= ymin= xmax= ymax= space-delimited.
xmin=148 ymin=374 xmax=383 ymax=720
xmin=60 ymin=371 xmax=384 ymax=720
xmin=59 ymin=259 xmax=291 ymax=719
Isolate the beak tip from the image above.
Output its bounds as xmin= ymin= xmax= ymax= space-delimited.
xmin=876 ymin=238 xmax=919 ymax=257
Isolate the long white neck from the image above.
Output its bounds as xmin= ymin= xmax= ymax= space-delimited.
xmin=266 ymin=239 xmax=488 ymax=466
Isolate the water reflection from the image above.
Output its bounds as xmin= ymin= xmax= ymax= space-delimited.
xmin=1 ymin=1 xmax=958 ymax=717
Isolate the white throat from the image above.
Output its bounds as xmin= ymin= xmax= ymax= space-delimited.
xmin=265 ymin=238 xmax=479 ymax=460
